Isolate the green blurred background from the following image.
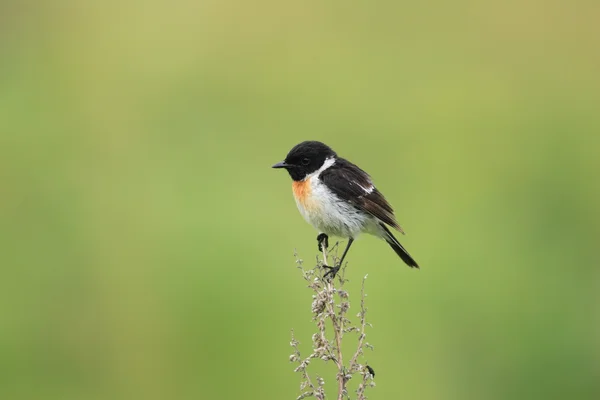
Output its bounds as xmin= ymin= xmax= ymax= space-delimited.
xmin=1 ymin=1 xmax=599 ymax=399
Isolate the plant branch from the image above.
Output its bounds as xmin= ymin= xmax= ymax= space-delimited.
xmin=290 ymin=246 xmax=375 ymax=399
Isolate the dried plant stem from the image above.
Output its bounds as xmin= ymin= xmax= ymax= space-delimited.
xmin=321 ymin=241 xmax=329 ymax=264
xmin=290 ymin=245 xmax=375 ymax=400
xmin=290 ymin=330 xmax=319 ymax=398
xmin=326 ymin=279 xmax=345 ymax=400
xmin=320 ymin=244 xmax=345 ymax=399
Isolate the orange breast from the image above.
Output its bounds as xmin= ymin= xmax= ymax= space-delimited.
xmin=292 ymin=180 xmax=312 ymax=209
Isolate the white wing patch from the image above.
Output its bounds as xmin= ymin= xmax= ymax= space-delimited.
xmin=355 ymin=181 xmax=375 ymax=195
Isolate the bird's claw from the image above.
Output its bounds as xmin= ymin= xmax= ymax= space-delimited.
xmin=317 ymin=233 xmax=329 ymax=252
xmin=322 ymin=264 xmax=340 ymax=279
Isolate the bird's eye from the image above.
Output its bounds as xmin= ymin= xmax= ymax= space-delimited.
xmin=301 ymin=158 xmax=310 ymax=165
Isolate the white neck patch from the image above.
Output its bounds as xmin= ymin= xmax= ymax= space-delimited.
xmin=305 ymin=157 xmax=335 ymax=180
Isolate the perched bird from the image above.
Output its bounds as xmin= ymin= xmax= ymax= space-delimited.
xmin=272 ymin=141 xmax=418 ymax=277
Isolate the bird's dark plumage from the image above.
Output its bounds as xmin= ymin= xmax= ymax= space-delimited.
xmin=379 ymin=223 xmax=419 ymax=268
xmin=319 ymin=158 xmax=405 ymax=234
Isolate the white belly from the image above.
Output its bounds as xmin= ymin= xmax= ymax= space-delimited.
xmin=294 ymin=176 xmax=375 ymax=238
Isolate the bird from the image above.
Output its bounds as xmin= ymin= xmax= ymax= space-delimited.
xmin=272 ymin=140 xmax=418 ymax=277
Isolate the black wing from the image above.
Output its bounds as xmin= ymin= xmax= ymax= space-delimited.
xmin=319 ymin=158 xmax=404 ymax=233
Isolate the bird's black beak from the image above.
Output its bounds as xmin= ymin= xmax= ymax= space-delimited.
xmin=272 ymin=161 xmax=289 ymax=169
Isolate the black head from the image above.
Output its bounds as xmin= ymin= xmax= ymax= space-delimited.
xmin=272 ymin=141 xmax=337 ymax=181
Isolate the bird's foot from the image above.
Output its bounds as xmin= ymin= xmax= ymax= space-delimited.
xmin=322 ymin=264 xmax=341 ymax=279
xmin=317 ymin=233 xmax=329 ymax=252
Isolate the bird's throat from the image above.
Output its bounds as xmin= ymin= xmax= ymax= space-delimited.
xmin=292 ymin=179 xmax=312 ymax=207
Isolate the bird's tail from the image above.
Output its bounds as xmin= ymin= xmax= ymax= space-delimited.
xmin=379 ymin=223 xmax=419 ymax=268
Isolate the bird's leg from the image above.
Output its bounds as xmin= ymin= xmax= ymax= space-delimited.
xmin=324 ymin=238 xmax=354 ymax=279
xmin=337 ymin=238 xmax=354 ymax=266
